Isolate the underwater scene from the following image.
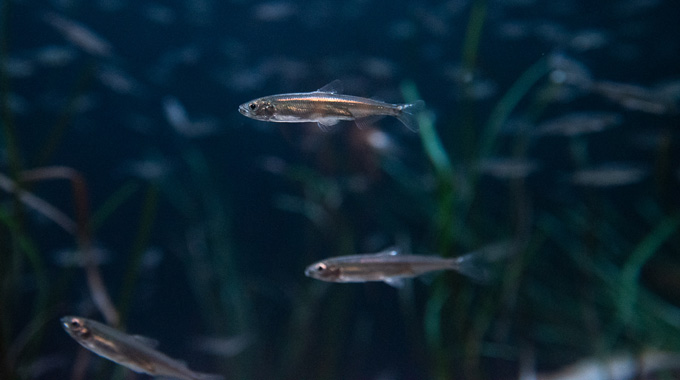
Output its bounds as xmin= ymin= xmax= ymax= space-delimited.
xmin=1 ymin=0 xmax=680 ymax=379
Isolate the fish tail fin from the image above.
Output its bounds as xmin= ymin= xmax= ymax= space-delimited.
xmin=449 ymin=241 xmax=514 ymax=284
xmin=395 ymin=100 xmax=425 ymax=132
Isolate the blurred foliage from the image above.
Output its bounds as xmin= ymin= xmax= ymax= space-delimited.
xmin=1 ymin=0 xmax=680 ymax=379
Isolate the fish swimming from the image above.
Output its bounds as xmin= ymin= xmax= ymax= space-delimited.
xmin=238 ymin=80 xmax=425 ymax=131
xmin=304 ymin=244 xmax=509 ymax=287
xmin=61 ymin=316 xmax=223 ymax=380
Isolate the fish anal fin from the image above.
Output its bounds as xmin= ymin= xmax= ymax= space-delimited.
xmin=353 ymin=115 xmax=384 ymax=130
xmin=317 ymin=80 xmax=344 ymax=94
xmin=131 ymin=335 xmax=160 ymax=348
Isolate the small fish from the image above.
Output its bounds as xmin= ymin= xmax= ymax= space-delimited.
xmin=42 ymin=12 xmax=113 ymax=58
xmin=61 ymin=316 xmax=223 ymax=380
xmin=238 ymin=80 xmax=425 ymax=131
xmin=570 ymin=163 xmax=646 ymax=187
xmin=305 ymin=244 xmax=509 ymax=287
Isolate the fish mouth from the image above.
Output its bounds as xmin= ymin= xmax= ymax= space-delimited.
xmin=60 ymin=317 xmax=72 ymax=330
xmin=238 ymin=104 xmax=249 ymax=116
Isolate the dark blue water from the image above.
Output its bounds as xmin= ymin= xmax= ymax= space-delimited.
xmin=1 ymin=0 xmax=680 ymax=379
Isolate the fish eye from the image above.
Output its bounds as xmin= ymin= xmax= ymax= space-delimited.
xmin=316 ymin=263 xmax=327 ymax=271
xmin=248 ymin=103 xmax=258 ymax=111
xmin=70 ymin=320 xmax=81 ymax=328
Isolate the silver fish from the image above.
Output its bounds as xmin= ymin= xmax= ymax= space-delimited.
xmin=61 ymin=316 xmax=223 ymax=380
xmin=238 ymin=80 xmax=425 ymax=131
xmin=305 ymin=245 xmax=508 ymax=287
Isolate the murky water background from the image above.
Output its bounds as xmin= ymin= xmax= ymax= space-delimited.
xmin=1 ymin=0 xmax=679 ymax=379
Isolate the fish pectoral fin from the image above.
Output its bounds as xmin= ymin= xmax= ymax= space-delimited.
xmin=131 ymin=335 xmax=160 ymax=348
xmin=383 ymin=277 xmax=406 ymax=288
xmin=316 ymin=120 xmax=338 ymax=132
xmin=316 ymin=79 xmax=344 ymax=94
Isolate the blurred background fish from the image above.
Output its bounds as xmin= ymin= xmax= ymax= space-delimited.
xmin=61 ymin=316 xmax=224 ymax=380
xmin=1 ymin=0 xmax=680 ymax=380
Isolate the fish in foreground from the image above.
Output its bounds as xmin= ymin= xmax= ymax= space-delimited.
xmin=61 ymin=316 xmax=223 ymax=380
xmin=238 ymin=80 xmax=425 ymax=131
xmin=305 ymin=243 xmax=510 ymax=287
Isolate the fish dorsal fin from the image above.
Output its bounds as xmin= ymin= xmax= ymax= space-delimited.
xmin=377 ymin=247 xmax=399 ymax=256
xmin=316 ymin=80 xmax=343 ymax=94
xmin=131 ymin=335 xmax=160 ymax=348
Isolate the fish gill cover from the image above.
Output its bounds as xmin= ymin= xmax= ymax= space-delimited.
xmin=1 ymin=0 xmax=680 ymax=379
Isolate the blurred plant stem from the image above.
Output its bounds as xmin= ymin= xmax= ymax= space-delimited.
xmin=479 ymin=58 xmax=550 ymax=160
xmin=614 ymin=215 xmax=680 ymax=344
xmin=400 ymin=81 xmax=459 ymax=252
xmin=22 ymin=167 xmax=119 ymax=326
xmin=461 ymin=0 xmax=487 ymax=73
xmin=157 ymin=145 xmax=251 ymax=378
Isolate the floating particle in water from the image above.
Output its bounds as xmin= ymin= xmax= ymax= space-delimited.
xmin=570 ymin=163 xmax=646 ymax=187
xmin=536 ymin=112 xmax=623 ymax=137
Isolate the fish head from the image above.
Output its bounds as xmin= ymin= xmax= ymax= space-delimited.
xmin=238 ymin=98 xmax=276 ymax=121
xmin=304 ymin=261 xmax=341 ymax=282
xmin=61 ymin=316 xmax=93 ymax=341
